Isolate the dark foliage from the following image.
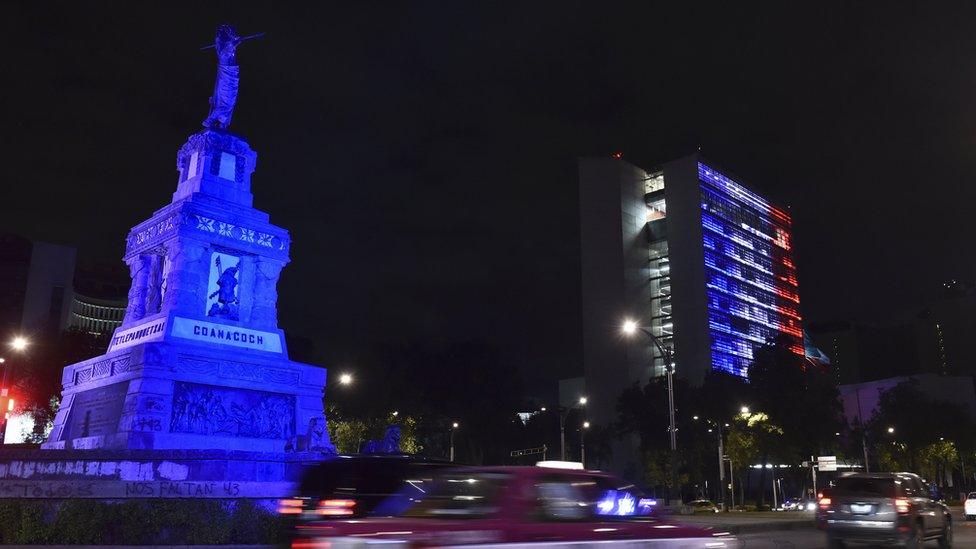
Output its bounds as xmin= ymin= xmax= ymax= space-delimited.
xmin=0 ymin=498 xmax=281 ymax=545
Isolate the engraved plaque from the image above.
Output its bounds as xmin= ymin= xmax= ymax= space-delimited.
xmin=62 ymin=381 xmax=129 ymax=440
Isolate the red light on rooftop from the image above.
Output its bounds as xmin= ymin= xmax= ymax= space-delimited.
xmin=611 ymin=151 xmax=623 ymax=159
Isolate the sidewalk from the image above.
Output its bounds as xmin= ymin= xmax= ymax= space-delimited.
xmin=669 ymin=511 xmax=816 ymax=534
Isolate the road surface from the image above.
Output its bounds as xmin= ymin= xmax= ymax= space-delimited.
xmin=731 ymin=509 xmax=976 ymax=548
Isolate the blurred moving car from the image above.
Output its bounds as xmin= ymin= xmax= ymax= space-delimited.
xmin=688 ymin=499 xmax=720 ymax=513
xmin=965 ymin=492 xmax=976 ymax=521
xmin=816 ymin=472 xmax=952 ymax=548
xmin=291 ymin=464 xmax=737 ymax=548
xmin=278 ymin=454 xmax=454 ymax=526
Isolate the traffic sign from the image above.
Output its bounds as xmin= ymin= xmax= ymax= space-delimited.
xmin=818 ymin=455 xmax=837 ymax=472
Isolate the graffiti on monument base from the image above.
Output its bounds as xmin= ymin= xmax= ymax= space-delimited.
xmin=0 ymin=480 xmax=293 ymax=498
xmin=171 ymin=381 xmax=295 ymax=439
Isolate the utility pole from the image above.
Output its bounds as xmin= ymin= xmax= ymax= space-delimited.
xmin=727 ymin=457 xmax=735 ymax=510
xmin=772 ymin=474 xmax=778 ymax=510
xmin=811 ymin=455 xmax=818 ymax=498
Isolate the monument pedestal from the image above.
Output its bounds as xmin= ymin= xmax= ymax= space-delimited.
xmin=41 ymin=317 xmax=328 ymax=453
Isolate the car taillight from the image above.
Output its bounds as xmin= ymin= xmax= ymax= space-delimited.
xmin=292 ymin=541 xmax=332 ymax=549
xmin=894 ymin=498 xmax=911 ymax=514
xmin=818 ymin=497 xmax=832 ymax=509
xmin=278 ymin=498 xmax=307 ymax=515
xmin=316 ymin=498 xmax=356 ymax=516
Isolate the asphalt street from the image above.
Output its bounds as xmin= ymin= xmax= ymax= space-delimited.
xmin=733 ymin=509 xmax=976 ymax=548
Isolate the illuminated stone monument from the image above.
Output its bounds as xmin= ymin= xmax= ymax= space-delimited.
xmin=41 ymin=26 xmax=333 ymax=455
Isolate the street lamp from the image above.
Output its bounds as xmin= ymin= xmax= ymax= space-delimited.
xmin=9 ymin=337 xmax=28 ymax=352
xmin=887 ymin=426 xmax=895 ymax=434
xmin=556 ymin=396 xmax=588 ymax=461
xmin=450 ymin=422 xmax=459 ymax=462
xmin=695 ymin=414 xmax=729 ymax=512
xmin=580 ymin=421 xmax=590 ymax=468
xmin=740 ymin=406 xmax=750 ymax=415
xmin=622 ymin=318 xmax=678 ymax=504
xmin=338 ymin=372 xmax=353 ymax=385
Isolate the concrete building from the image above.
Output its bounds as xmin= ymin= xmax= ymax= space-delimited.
xmin=578 ymin=154 xmax=803 ymax=427
xmin=0 ymin=234 xmax=76 ymax=338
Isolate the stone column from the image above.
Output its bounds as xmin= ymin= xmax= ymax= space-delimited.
xmin=123 ymin=255 xmax=150 ymax=323
xmin=162 ymin=240 xmax=209 ymax=316
xmin=250 ymin=258 xmax=284 ymax=329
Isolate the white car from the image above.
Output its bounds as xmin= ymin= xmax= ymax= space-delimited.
xmin=965 ymin=491 xmax=976 ymax=520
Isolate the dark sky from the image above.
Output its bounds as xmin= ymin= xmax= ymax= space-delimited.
xmin=3 ymin=3 xmax=976 ymax=391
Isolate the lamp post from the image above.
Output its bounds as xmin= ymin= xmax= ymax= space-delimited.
xmin=580 ymin=421 xmax=590 ymax=468
xmin=699 ymin=416 xmax=728 ymax=512
xmin=338 ymin=372 xmax=353 ymax=386
xmin=623 ymin=318 xmax=678 ymax=504
xmin=557 ymin=396 xmax=587 ymax=461
xmin=450 ymin=422 xmax=459 ymax=462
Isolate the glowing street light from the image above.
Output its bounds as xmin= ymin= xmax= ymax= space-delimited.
xmin=578 ymin=396 xmax=588 ymax=406
xmin=740 ymin=406 xmax=750 ymax=415
xmin=622 ymin=319 xmax=639 ymax=335
xmin=887 ymin=426 xmax=895 ymax=434
xmin=9 ymin=337 xmax=28 ymax=352
xmin=338 ymin=372 xmax=353 ymax=385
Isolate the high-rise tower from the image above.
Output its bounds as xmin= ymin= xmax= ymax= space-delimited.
xmin=579 ymin=153 xmax=802 ymax=426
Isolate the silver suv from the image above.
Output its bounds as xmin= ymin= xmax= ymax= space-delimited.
xmin=816 ymin=472 xmax=951 ymax=548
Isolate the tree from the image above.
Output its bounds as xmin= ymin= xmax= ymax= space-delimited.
xmin=748 ymin=336 xmax=842 ymax=506
xmin=867 ymin=380 xmax=973 ymax=485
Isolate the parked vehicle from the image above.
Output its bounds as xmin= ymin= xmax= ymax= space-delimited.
xmin=816 ymin=472 xmax=952 ymax=548
xmin=688 ymin=499 xmax=720 ymax=513
xmin=965 ymin=492 xmax=976 ymax=521
xmin=290 ymin=465 xmax=737 ymax=548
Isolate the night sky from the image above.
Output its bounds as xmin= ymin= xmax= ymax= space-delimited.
xmin=3 ymin=3 xmax=975 ymax=392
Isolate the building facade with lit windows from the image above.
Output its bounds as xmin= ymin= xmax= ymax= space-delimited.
xmin=68 ymin=293 xmax=126 ymax=337
xmin=578 ymin=153 xmax=803 ymax=428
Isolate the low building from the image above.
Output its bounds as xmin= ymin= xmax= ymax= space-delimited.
xmin=839 ymin=373 xmax=976 ymax=427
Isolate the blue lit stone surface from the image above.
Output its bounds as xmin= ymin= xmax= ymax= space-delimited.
xmin=41 ymin=130 xmax=334 ymax=455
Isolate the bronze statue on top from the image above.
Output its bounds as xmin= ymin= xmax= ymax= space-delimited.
xmin=202 ymin=25 xmax=263 ymax=130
